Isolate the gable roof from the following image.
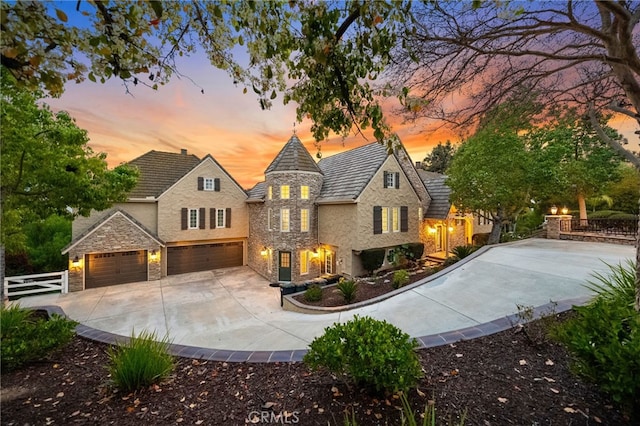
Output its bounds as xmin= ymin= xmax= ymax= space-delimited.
xmin=317 ymin=142 xmax=390 ymax=201
xmin=265 ymin=134 xmax=322 ymax=174
xmin=418 ymin=170 xmax=452 ymax=219
xmin=128 ymin=150 xmax=201 ymax=198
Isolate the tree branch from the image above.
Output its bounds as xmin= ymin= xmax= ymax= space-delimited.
xmin=589 ymin=104 xmax=640 ymax=169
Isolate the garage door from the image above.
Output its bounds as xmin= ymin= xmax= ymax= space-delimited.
xmin=167 ymin=242 xmax=243 ymax=275
xmin=86 ymin=250 xmax=147 ymax=289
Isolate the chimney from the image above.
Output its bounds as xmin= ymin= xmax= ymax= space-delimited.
xmin=181 ymin=149 xmax=187 ymax=155
xmin=415 ymin=161 xmax=422 ymax=169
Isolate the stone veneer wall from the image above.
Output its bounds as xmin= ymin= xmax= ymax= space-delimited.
xmin=67 ymin=213 xmax=162 ymax=291
xmin=249 ymin=171 xmax=323 ymax=283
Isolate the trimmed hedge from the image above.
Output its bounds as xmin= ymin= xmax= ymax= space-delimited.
xmin=360 ymin=248 xmax=386 ymax=275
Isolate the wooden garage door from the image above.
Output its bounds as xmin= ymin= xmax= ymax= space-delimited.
xmin=86 ymin=250 xmax=147 ymax=289
xmin=167 ymin=242 xmax=243 ymax=276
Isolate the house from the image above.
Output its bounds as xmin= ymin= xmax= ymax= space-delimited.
xmin=63 ymin=150 xmax=249 ymax=291
xmin=418 ymin=170 xmax=493 ymax=258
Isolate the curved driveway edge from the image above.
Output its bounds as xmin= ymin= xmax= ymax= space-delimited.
xmin=15 ymin=238 xmax=634 ymax=362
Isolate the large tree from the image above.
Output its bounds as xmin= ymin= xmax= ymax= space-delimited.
xmin=422 ymin=140 xmax=456 ymax=173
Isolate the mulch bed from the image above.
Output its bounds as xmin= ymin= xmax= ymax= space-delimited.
xmin=1 ymin=312 xmax=631 ymax=425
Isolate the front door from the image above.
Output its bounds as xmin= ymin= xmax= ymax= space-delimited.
xmin=278 ymin=251 xmax=292 ymax=281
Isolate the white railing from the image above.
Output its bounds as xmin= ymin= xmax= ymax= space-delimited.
xmin=4 ymin=270 xmax=69 ymax=298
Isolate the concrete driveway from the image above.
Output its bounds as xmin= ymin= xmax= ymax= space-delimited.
xmin=15 ymin=239 xmax=634 ymax=358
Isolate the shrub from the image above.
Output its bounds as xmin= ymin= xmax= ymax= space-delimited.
xmin=1 ymin=304 xmax=77 ymax=371
xmin=360 ymin=248 xmax=386 ymax=275
xmin=451 ymin=245 xmax=478 ymax=260
xmin=304 ymin=284 xmax=323 ymax=302
xmin=442 ymin=256 xmax=459 ymax=268
xmin=552 ymin=261 xmax=640 ymax=414
xmin=107 ymin=330 xmax=174 ymax=392
xmin=587 ymin=210 xmax=625 ymax=219
xmin=304 ymin=315 xmax=422 ymax=394
xmin=337 ymin=278 xmax=358 ymax=304
xmin=406 ymin=242 xmax=424 ymax=261
xmin=608 ymin=213 xmax=638 ymax=221
xmin=392 ymin=269 xmax=410 ymax=289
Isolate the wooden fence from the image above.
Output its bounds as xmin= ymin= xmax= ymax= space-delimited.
xmin=4 ymin=271 xmax=69 ymax=299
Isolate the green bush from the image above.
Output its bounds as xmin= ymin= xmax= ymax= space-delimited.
xmin=1 ymin=304 xmax=77 ymax=371
xmin=304 ymin=315 xmax=422 ymax=394
xmin=608 ymin=213 xmax=638 ymax=221
xmin=360 ymin=248 xmax=386 ymax=275
xmin=304 ymin=284 xmax=323 ymax=302
xmin=442 ymin=256 xmax=459 ymax=268
xmin=337 ymin=278 xmax=358 ymax=304
xmin=393 ymin=269 xmax=410 ymax=289
xmin=451 ymin=245 xmax=478 ymax=260
xmin=587 ymin=210 xmax=625 ymax=219
xmin=552 ymin=261 xmax=640 ymax=414
xmin=406 ymin=243 xmax=424 ymax=261
xmin=107 ymin=330 xmax=174 ymax=392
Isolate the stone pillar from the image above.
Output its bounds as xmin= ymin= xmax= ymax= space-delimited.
xmin=546 ymin=215 xmax=561 ymax=239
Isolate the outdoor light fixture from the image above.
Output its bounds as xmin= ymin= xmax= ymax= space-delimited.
xmin=150 ymin=250 xmax=158 ymax=261
xmin=550 ymin=205 xmax=558 ymax=215
xmin=448 ymin=226 xmax=454 ymax=233
xmin=428 ymin=227 xmax=436 ymax=234
xmin=260 ymin=247 xmax=268 ymax=257
xmin=311 ymin=248 xmax=319 ymax=258
xmin=72 ymin=256 xmax=80 ymax=268
xmin=561 ymin=206 xmax=569 ymax=215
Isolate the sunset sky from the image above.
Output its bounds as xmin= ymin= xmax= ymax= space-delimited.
xmin=44 ymin=49 xmax=639 ymax=190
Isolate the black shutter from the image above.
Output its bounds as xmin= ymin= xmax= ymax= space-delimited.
xmin=383 ymin=171 xmax=388 ymax=188
xmin=400 ymin=206 xmax=408 ymax=232
xmin=210 ymin=208 xmax=216 ymax=229
xmin=197 ymin=177 xmax=204 ymax=191
xmin=373 ymin=206 xmax=382 ymax=234
xmin=214 ymin=178 xmax=220 ymax=192
xmin=395 ymin=172 xmax=400 ymax=189
xmin=181 ymin=208 xmax=188 ymax=230
xmin=226 ymin=208 xmax=231 ymax=228
xmin=199 ymin=207 xmax=206 ymax=229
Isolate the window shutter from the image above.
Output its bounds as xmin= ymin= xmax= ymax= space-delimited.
xmin=373 ymin=206 xmax=382 ymax=234
xmin=395 ymin=172 xmax=400 ymax=189
xmin=210 ymin=208 xmax=216 ymax=229
xmin=199 ymin=207 xmax=206 ymax=229
xmin=214 ymin=178 xmax=220 ymax=192
xmin=383 ymin=171 xmax=388 ymax=188
xmin=400 ymin=206 xmax=408 ymax=232
xmin=181 ymin=208 xmax=188 ymax=230
xmin=197 ymin=177 xmax=204 ymax=191
xmin=226 ymin=208 xmax=231 ymax=228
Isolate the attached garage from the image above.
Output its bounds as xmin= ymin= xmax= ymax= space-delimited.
xmin=85 ymin=250 xmax=148 ymax=289
xmin=167 ymin=241 xmax=243 ymax=275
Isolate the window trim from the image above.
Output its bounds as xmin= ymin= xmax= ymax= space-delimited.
xmin=280 ymin=208 xmax=290 ymax=232
xmin=268 ymin=185 xmax=273 ymax=200
xmin=392 ymin=207 xmax=400 ymax=232
xmin=204 ymin=178 xmax=214 ymax=191
xmin=381 ymin=207 xmax=390 ymax=233
xmin=188 ymin=208 xmax=199 ymax=229
xmin=300 ymin=250 xmax=309 ymax=275
xmin=267 ymin=207 xmax=273 ymax=231
xmin=300 ymin=185 xmax=309 ymax=200
xmin=216 ymin=208 xmax=226 ymax=228
xmin=280 ymin=185 xmax=290 ymax=199
xmin=300 ymin=208 xmax=309 ymax=232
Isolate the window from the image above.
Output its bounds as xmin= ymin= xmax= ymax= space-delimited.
xmin=300 ymin=208 xmax=309 ymax=232
xmin=198 ymin=177 xmax=220 ymax=191
xmin=418 ymin=207 xmax=423 ymax=222
xmin=189 ymin=209 xmax=199 ymax=229
xmin=280 ymin=208 xmax=290 ymax=232
xmin=300 ymin=185 xmax=309 ymax=199
xmin=381 ymin=207 xmax=389 ymax=233
xmin=383 ymin=171 xmax=400 ymax=189
xmin=268 ymin=185 xmax=272 ymax=200
xmin=300 ymin=251 xmax=309 ymax=275
xmin=204 ymin=178 xmax=214 ymax=191
xmin=392 ymin=207 xmax=400 ymax=232
xmin=280 ymin=185 xmax=290 ymax=199
xmin=325 ymin=251 xmax=333 ymax=274
xmin=267 ymin=208 xmax=272 ymax=231
xmin=216 ymin=209 xmax=226 ymax=228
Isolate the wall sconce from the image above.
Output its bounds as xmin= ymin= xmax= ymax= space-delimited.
xmin=311 ymin=248 xmax=319 ymax=258
xmin=150 ymin=249 xmax=159 ymax=262
xmin=72 ymin=255 xmax=81 ymax=268
xmin=260 ymin=247 xmax=268 ymax=257
xmin=428 ymin=227 xmax=436 ymax=234
xmin=561 ymin=206 xmax=569 ymax=215
xmin=550 ymin=205 xmax=558 ymax=215
xmin=448 ymin=226 xmax=454 ymax=233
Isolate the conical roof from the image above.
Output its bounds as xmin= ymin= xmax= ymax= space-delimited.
xmin=265 ymin=134 xmax=322 ymax=174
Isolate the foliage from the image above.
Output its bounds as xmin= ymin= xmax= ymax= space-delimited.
xmin=337 ymin=278 xmax=358 ymax=304
xmin=442 ymin=256 xmax=460 ymax=268
xmin=304 ymin=315 xmax=422 ymax=394
xmin=406 ymin=243 xmax=425 ymax=261
xmin=514 ymin=302 xmax=560 ymax=346
xmin=0 ymin=70 xmax=138 ymax=253
xmin=388 ymin=243 xmax=424 ymax=267
xmin=605 ymin=165 xmax=640 ymax=214
xmin=304 ymin=284 xmax=323 ymax=302
xmin=360 ymin=248 xmax=386 ymax=275
xmin=422 ymin=141 xmax=456 ymax=174
xmin=24 ymin=215 xmax=71 ymax=272
xmin=392 ymin=269 xmax=410 ymax=289
xmin=552 ymin=262 xmax=640 ymax=414
xmin=107 ymin=330 xmax=174 ymax=393
xmin=588 ymin=210 xmax=628 ymax=219
xmin=1 ymin=304 xmax=77 ymax=371
xmin=450 ymin=245 xmax=477 ymax=260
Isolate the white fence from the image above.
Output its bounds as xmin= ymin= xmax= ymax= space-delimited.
xmin=4 ymin=270 xmax=69 ymax=298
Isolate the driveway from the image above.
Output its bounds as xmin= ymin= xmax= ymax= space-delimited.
xmin=15 ymin=239 xmax=634 ymax=357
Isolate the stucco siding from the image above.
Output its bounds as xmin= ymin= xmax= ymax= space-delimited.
xmin=72 ymin=202 xmax=158 ymax=240
xmin=318 ymin=203 xmax=357 ymax=276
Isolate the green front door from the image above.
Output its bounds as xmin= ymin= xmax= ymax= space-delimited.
xmin=278 ymin=251 xmax=292 ymax=281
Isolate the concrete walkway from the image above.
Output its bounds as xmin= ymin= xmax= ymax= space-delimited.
xmin=15 ymin=239 xmax=634 ymax=361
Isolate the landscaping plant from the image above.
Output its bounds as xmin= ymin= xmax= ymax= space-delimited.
xmin=0 ymin=304 xmax=77 ymax=371
xmin=360 ymin=248 xmax=386 ymax=275
xmin=337 ymin=278 xmax=358 ymax=304
xmin=552 ymin=261 xmax=640 ymax=415
xmin=393 ymin=269 xmax=410 ymax=289
xmin=107 ymin=330 xmax=174 ymax=392
xmin=304 ymin=284 xmax=323 ymax=302
xmin=451 ymin=245 xmax=478 ymax=260
xmin=304 ymin=315 xmax=422 ymax=394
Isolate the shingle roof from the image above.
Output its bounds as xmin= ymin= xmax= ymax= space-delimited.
xmin=265 ymin=135 xmax=322 ymax=174
xmin=127 ymin=150 xmax=201 ymax=198
xmin=246 ymin=181 xmax=266 ymax=202
xmin=317 ymin=142 xmax=390 ymax=201
xmin=418 ymin=170 xmax=451 ymax=219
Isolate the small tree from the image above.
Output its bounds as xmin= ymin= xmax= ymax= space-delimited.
xmin=423 ymin=140 xmax=456 ymax=173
